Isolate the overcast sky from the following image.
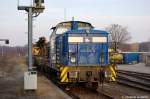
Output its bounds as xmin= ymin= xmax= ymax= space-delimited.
xmin=0 ymin=0 xmax=150 ymax=46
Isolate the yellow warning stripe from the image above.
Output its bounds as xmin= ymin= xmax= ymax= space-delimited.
xmin=60 ymin=67 xmax=68 ymax=78
xmin=109 ymin=65 xmax=117 ymax=81
xmin=111 ymin=76 xmax=116 ymax=81
xmin=32 ymin=47 xmax=40 ymax=55
xmin=61 ymin=73 xmax=68 ymax=82
xmin=60 ymin=67 xmax=69 ymax=82
xmin=109 ymin=66 xmax=117 ymax=78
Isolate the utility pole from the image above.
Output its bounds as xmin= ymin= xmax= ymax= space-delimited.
xmin=18 ymin=0 xmax=45 ymax=90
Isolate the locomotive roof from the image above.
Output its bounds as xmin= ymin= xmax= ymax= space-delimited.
xmin=51 ymin=21 xmax=94 ymax=29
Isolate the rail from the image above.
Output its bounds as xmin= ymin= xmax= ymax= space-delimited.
xmin=118 ymin=70 xmax=150 ymax=92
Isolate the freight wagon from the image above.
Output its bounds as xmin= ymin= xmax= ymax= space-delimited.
xmin=122 ymin=52 xmax=140 ymax=64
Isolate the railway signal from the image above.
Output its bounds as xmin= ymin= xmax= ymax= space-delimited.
xmin=18 ymin=0 xmax=45 ymax=90
xmin=0 ymin=39 xmax=9 ymax=57
xmin=0 ymin=39 xmax=9 ymax=44
xmin=5 ymin=40 xmax=9 ymax=44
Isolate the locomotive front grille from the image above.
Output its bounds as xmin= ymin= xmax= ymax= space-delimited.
xmin=59 ymin=65 xmax=117 ymax=83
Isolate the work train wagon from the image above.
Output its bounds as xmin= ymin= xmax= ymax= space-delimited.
xmin=48 ymin=21 xmax=116 ymax=86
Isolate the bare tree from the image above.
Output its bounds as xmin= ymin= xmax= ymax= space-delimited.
xmin=106 ymin=24 xmax=131 ymax=51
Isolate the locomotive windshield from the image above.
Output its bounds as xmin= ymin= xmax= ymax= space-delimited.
xmin=54 ymin=21 xmax=93 ymax=34
xmin=77 ymin=22 xmax=93 ymax=30
xmin=55 ymin=27 xmax=70 ymax=34
xmin=68 ymin=44 xmax=105 ymax=65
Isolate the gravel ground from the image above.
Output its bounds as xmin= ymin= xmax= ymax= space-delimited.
xmin=97 ymin=83 xmax=150 ymax=99
xmin=117 ymin=63 xmax=150 ymax=74
xmin=0 ymin=56 xmax=71 ymax=99
xmin=106 ymin=63 xmax=150 ymax=99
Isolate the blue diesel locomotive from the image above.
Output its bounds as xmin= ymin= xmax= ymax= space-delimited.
xmin=48 ymin=21 xmax=117 ymax=87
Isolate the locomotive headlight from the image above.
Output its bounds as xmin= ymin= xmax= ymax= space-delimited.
xmin=70 ymin=52 xmax=76 ymax=63
xmin=71 ymin=57 xmax=76 ymax=63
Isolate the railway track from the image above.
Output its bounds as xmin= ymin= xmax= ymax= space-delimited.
xmin=61 ymin=84 xmax=114 ymax=99
xmin=117 ymin=70 xmax=150 ymax=92
xmin=40 ymin=67 xmax=114 ymax=99
xmin=41 ymin=68 xmax=150 ymax=99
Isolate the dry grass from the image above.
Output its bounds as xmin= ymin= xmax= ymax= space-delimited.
xmin=0 ymin=56 xmax=70 ymax=99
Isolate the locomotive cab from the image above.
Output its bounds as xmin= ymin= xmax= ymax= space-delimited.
xmin=49 ymin=21 xmax=117 ymax=86
xmin=50 ymin=21 xmax=93 ymax=66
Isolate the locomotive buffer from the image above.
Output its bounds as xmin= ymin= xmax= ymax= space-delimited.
xmin=18 ymin=0 xmax=45 ymax=90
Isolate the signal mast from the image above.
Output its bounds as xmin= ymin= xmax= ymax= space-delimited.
xmin=18 ymin=0 xmax=45 ymax=90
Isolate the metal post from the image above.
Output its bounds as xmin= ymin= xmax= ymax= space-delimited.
xmin=18 ymin=0 xmax=45 ymax=90
xmin=2 ymin=46 xmax=3 ymax=57
xmin=114 ymin=42 xmax=117 ymax=52
xmin=28 ymin=8 xmax=33 ymax=71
